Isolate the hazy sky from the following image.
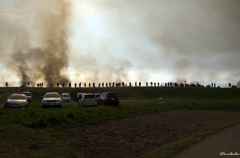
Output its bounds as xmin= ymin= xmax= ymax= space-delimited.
xmin=0 ymin=0 xmax=240 ymax=87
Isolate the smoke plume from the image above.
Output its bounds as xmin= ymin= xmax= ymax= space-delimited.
xmin=0 ymin=0 xmax=71 ymax=86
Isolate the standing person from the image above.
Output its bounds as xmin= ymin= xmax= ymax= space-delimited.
xmin=62 ymin=83 xmax=65 ymax=88
xmin=20 ymin=85 xmax=23 ymax=92
xmin=42 ymin=82 xmax=43 ymax=88
xmin=57 ymin=83 xmax=59 ymax=87
xmin=6 ymin=82 xmax=8 ymax=87
xmin=79 ymin=83 xmax=81 ymax=88
xmin=75 ymin=83 xmax=77 ymax=88
xmin=69 ymin=83 xmax=71 ymax=88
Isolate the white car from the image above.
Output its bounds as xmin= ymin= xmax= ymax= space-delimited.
xmin=78 ymin=93 xmax=97 ymax=107
xmin=61 ymin=93 xmax=71 ymax=103
xmin=42 ymin=92 xmax=62 ymax=108
xmin=4 ymin=94 xmax=28 ymax=109
xmin=22 ymin=91 xmax=33 ymax=102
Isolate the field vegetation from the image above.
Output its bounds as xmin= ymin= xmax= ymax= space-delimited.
xmin=0 ymin=87 xmax=239 ymax=157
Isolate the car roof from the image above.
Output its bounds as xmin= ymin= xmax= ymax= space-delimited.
xmin=83 ymin=93 xmax=95 ymax=95
xmin=10 ymin=94 xmax=26 ymax=97
xmin=22 ymin=91 xmax=31 ymax=93
xmin=45 ymin=92 xmax=60 ymax=94
xmin=62 ymin=93 xmax=70 ymax=95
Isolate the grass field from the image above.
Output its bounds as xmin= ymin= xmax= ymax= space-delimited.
xmin=0 ymin=87 xmax=239 ymax=157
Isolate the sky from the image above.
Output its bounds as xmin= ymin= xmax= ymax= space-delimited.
xmin=0 ymin=0 xmax=240 ymax=87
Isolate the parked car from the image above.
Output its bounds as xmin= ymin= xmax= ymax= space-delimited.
xmin=74 ymin=93 xmax=83 ymax=102
xmin=95 ymin=93 xmax=101 ymax=99
xmin=61 ymin=93 xmax=71 ymax=102
xmin=22 ymin=91 xmax=33 ymax=102
xmin=42 ymin=92 xmax=62 ymax=108
xmin=4 ymin=94 xmax=28 ymax=109
xmin=97 ymin=92 xmax=119 ymax=106
xmin=78 ymin=93 xmax=97 ymax=107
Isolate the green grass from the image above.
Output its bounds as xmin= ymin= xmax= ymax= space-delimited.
xmin=1 ymin=97 xmax=240 ymax=131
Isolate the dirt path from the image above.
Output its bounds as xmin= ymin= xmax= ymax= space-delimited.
xmin=174 ymin=124 xmax=240 ymax=158
xmin=60 ymin=110 xmax=240 ymax=158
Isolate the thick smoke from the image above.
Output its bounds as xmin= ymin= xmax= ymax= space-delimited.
xmin=1 ymin=0 xmax=240 ymax=86
xmin=0 ymin=0 xmax=71 ymax=86
xmin=80 ymin=0 xmax=240 ymax=85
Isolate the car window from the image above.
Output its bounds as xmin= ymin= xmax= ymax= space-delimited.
xmin=44 ymin=94 xmax=60 ymax=98
xmin=23 ymin=93 xmax=32 ymax=96
xmin=107 ymin=93 xmax=118 ymax=97
xmin=100 ymin=94 xmax=106 ymax=98
xmin=84 ymin=95 xmax=95 ymax=98
xmin=9 ymin=95 xmax=26 ymax=99
xmin=62 ymin=95 xmax=70 ymax=97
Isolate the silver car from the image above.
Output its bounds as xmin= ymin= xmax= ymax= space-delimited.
xmin=4 ymin=94 xmax=28 ymax=109
xmin=61 ymin=93 xmax=71 ymax=103
xmin=42 ymin=92 xmax=62 ymax=108
xmin=78 ymin=93 xmax=97 ymax=107
xmin=22 ymin=91 xmax=33 ymax=102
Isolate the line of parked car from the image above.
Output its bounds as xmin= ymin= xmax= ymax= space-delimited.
xmin=4 ymin=91 xmax=119 ymax=109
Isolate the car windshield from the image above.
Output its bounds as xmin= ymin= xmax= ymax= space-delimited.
xmin=62 ymin=95 xmax=70 ymax=97
xmin=84 ymin=95 xmax=95 ymax=98
xmin=23 ymin=93 xmax=31 ymax=96
xmin=95 ymin=94 xmax=100 ymax=98
xmin=9 ymin=95 xmax=26 ymax=99
xmin=107 ymin=93 xmax=118 ymax=97
xmin=44 ymin=94 xmax=60 ymax=98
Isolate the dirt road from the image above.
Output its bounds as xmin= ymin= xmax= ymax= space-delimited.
xmin=60 ymin=110 xmax=240 ymax=158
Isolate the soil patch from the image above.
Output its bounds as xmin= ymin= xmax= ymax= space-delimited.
xmin=60 ymin=110 xmax=240 ymax=158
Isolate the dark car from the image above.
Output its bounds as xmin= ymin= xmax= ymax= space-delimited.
xmin=97 ymin=92 xmax=119 ymax=106
xmin=74 ymin=93 xmax=83 ymax=102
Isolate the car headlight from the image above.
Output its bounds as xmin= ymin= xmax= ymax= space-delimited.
xmin=42 ymin=100 xmax=47 ymax=103
xmin=21 ymin=102 xmax=27 ymax=105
